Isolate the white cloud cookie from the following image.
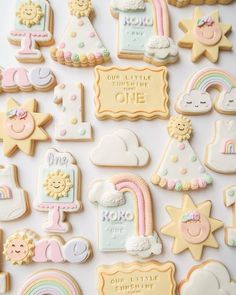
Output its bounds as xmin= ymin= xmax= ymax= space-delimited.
xmin=111 ymin=0 xmax=145 ymax=11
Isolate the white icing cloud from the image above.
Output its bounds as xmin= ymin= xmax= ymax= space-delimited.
xmin=88 ymin=180 xmax=125 ymax=207
xmin=176 ymin=89 xmax=212 ymax=114
xmin=125 ymin=232 xmax=162 ymax=258
xmin=215 ymin=88 xmax=236 ymax=113
xmin=110 ymin=0 xmax=145 ymax=11
xmin=90 ymin=129 xmax=149 ymax=167
xmin=180 ymin=262 xmax=236 ymax=295
xmin=145 ymin=36 xmax=178 ymax=62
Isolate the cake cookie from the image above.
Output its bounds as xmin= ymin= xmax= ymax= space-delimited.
xmin=90 ymin=129 xmax=149 ymax=167
xmin=110 ymin=0 xmax=178 ymax=66
xmin=50 ymin=0 xmax=110 ymax=67
xmin=176 ymin=68 xmax=236 ymax=115
xmin=0 ymin=165 xmax=29 ymax=221
xmin=161 ymin=194 xmax=223 ymax=260
xmin=54 ymin=82 xmax=92 ymax=141
xmin=224 ymin=185 xmax=236 ymax=246
xmin=0 ymin=230 xmax=10 ymax=294
xmin=178 ymin=8 xmax=232 ymax=63
xmin=205 ymin=120 xmax=236 ymax=174
xmin=0 ymin=98 xmax=51 ymax=157
xmin=94 ymin=66 xmax=169 ymax=121
xmin=8 ymin=0 xmax=54 ymax=63
xmin=151 ymin=115 xmax=213 ymax=191
xmin=0 ymin=66 xmax=56 ymax=93
xmin=19 ymin=269 xmax=82 ymax=295
xmin=89 ymin=173 xmax=162 ymax=258
xmin=97 ymin=260 xmax=176 ymax=295
xmin=168 ymin=0 xmax=232 ymax=8
xmin=34 ymin=148 xmax=81 ymax=233
xmin=4 ymin=229 xmax=92 ymax=264
xmin=179 ymin=260 xmax=236 ymax=295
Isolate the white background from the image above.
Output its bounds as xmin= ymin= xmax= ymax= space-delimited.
xmin=0 ymin=0 xmax=235 ymax=294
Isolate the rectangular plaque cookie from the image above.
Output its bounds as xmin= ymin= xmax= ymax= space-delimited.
xmin=94 ymin=66 xmax=169 ymax=120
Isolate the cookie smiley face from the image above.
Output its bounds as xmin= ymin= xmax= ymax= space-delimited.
xmin=6 ymin=238 xmax=29 ymax=262
xmin=16 ymin=0 xmax=44 ymax=27
xmin=69 ymin=0 xmax=93 ymax=17
xmin=5 ymin=109 xmax=35 ymax=140
xmin=168 ymin=115 xmax=192 ymax=141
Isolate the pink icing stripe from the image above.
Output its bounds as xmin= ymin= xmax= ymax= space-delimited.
xmin=153 ymin=0 xmax=164 ymax=36
xmin=115 ymin=181 xmax=145 ymax=236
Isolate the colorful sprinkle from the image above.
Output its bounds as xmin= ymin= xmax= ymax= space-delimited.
xmin=59 ymin=42 xmax=65 ymax=49
xmin=171 ymin=155 xmax=178 ymax=163
xmin=71 ymin=118 xmax=78 ymax=125
xmin=178 ymin=143 xmax=185 ymax=150
xmin=70 ymin=32 xmax=77 ymax=38
xmin=78 ymin=42 xmax=85 ymax=48
xmin=70 ymin=95 xmax=77 ymax=101
xmin=180 ymin=168 xmax=187 ymax=175
xmin=89 ymin=32 xmax=96 ymax=38
xmin=191 ymin=155 xmax=197 ymax=162
xmin=80 ymin=129 xmax=86 ymax=136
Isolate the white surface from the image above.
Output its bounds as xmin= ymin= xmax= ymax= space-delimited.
xmin=0 ymin=1 xmax=235 ymax=294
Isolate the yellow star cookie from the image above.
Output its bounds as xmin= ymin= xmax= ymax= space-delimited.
xmin=161 ymin=194 xmax=223 ymax=260
xmin=178 ymin=8 xmax=232 ymax=63
xmin=0 ymin=98 xmax=52 ymax=156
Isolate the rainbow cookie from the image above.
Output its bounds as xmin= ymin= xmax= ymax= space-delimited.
xmin=176 ymin=68 xmax=236 ymax=115
xmin=205 ymin=120 xmax=236 ymax=174
xmin=111 ymin=0 xmax=178 ymax=66
xmin=161 ymin=194 xmax=223 ymax=260
xmin=97 ymin=260 xmax=177 ymax=295
xmin=224 ymin=186 xmax=236 ymax=246
xmin=34 ymin=148 xmax=81 ymax=233
xmin=168 ymin=0 xmax=232 ymax=7
xmin=151 ymin=115 xmax=213 ymax=191
xmin=18 ymin=269 xmax=82 ymax=295
xmin=89 ymin=173 xmax=162 ymax=258
xmin=179 ymin=261 xmax=236 ymax=295
xmin=8 ymin=0 xmax=54 ymax=63
xmin=178 ymin=8 xmax=232 ymax=63
xmin=50 ymin=0 xmax=110 ymax=67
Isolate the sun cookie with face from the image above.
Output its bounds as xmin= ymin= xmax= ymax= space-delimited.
xmin=16 ymin=0 xmax=44 ymax=27
xmin=168 ymin=115 xmax=192 ymax=141
xmin=69 ymin=0 xmax=93 ymax=18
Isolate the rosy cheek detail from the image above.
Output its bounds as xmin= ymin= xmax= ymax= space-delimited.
xmin=5 ymin=115 xmax=35 ymax=140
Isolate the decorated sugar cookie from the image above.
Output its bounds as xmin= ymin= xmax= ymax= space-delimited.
xmin=179 ymin=260 xmax=236 ymax=295
xmin=34 ymin=148 xmax=81 ymax=233
xmin=97 ymin=261 xmax=176 ymax=295
xmin=161 ymin=194 xmax=223 ymax=260
xmin=19 ymin=269 xmax=82 ymax=295
xmin=54 ymin=82 xmax=92 ymax=141
xmin=0 ymin=165 xmax=29 ymax=221
xmin=50 ymin=0 xmax=110 ymax=67
xmin=111 ymin=0 xmax=178 ymax=66
xmin=89 ymin=173 xmax=162 ymax=258
xmin=8 ymin=0 xmax=54 ymax=63
xmin=176 ymin=68 xmax=236 ymax=115
xmin=90 ymin=129 xmax=149 ymax=167
xmin=224 ymin=185 xmax=236 ymax=246
xmin=205 ymin=120 xmax=236 ymax=174
xmin=151 ymin=115 xmax=213 ymax=191
xmin=0 ymin=230 xmax=10 ymax=294
xmin=4 ymin=229 xmax=92 ymax=265
xmin=168 ymin=0 xmax=232 ymax=7
xmin=178 ymin=8 xmax=232 ymax=63
xmin=0 ymin=98 xmax=51 ymax=157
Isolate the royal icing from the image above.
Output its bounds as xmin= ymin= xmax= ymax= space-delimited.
xmin=168 ymin=0 xmax=233 ymax=7
xmin=18 ymin=269 xmax=82 ymax=295
xmin=50 ymin=0 xmax=110 ymax=67
xmin=111 ymin=0 xmax=178 ymax=66
xmin=0 ymin=165 xmax=28 ymax=221
xmin=179 ymin=261 xmax=236 ymax=295
xmin=89 ymin=173 xmax=162 ymax=258
xmin=205 ymin=120 xmax=236 ymax=174
xmin=224 ymin=185 xmax=236 ymax=246
xmin=176 ymin=68 xmax=236 ymax=115
xmin=0 ymin=98 xmax=51 ymax=157
xmin=152 ymin=115 xmax=213 ymax=191
xmin=178 ymin=8 xmax=232 ymax=63
xmin=54 ymin=83 xmax=92 ymax=141
xmin=8 ymin=0 xmax=54 ymax=63
xmin=34 ymin=148 xmax=81 ymax=233
xmin=4 ymin=229 xmax=92 ymax=265
xmin=161 ymin=194 xmax=223 ymax=260
xmin=90 ymin=129 xmax=149 ymax=167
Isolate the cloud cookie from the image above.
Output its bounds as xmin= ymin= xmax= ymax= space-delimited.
xmin=90 ymin=129 xmax=149 ymax=167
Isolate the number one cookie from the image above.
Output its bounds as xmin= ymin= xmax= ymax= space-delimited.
xmin=8 ymin=0 xmax=54 ymax=63
xmin=54 ymin=83 xmax=92 ymax=141
xmin=224 ymin=186 xmax=236 ymax=246
xmin=0 ymin=230 xmax=9 ymax=294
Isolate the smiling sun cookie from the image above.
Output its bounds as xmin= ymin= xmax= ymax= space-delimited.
xmin=0 ymin=98 xmax=51 ymax=157
xmin=50 ymin=0 xmax=110 ymax=67
xmin=8 ymin=0 xmax=54 ymax=63
xmin=178 ymin=8 xmax=232 ymax=63
xmin=161 ymin=194 xmax=223 ymax=260
xmin=110 ymin=0 xmax=178 ymax=66
xmin=151 ymin=115 xmax=213 ymax=191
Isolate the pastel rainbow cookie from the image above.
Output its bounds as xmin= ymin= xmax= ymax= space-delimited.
xmin=89 ymin=173 xmax=162 ymax=258
xmin=176 ymin=68 xmax=236 ymax=115
xmin=18 ymin=269 xmax=82 ymax=295
xmin=0 ymin=186 xmax=12 ymax=200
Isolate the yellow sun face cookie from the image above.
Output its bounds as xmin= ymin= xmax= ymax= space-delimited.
xmin=178 ymin=8 xmax=232 ymax=63
xmin=69 ymin=0 xmax=93 ymax=18
xmin=16 ymin=0 xmax=44 ymax=27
